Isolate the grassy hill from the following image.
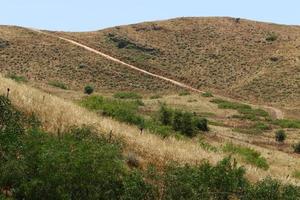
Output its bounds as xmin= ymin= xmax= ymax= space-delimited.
xmin=0 ymin=26 xmax=177 ymax=92
xmin=55 ymin=17 xmax=300 ymax=107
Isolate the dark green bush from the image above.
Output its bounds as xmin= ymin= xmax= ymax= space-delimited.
xmin=0 ymin=108 xmax=155 ymax=200
xmin=122 ymin=170 xmax=158 ymax=200
xmin=266 ymin=32 xmax=278 ymax=42
xmin=275 ymin=130 xmax=286 ymax=143
xmin=159 ymin=105 xmax=209 ymax=137
xmin=293 ymin=142 xmax=300 ymax=154
xmin=242 ymin=178 xmax=300 ymax=200
xmin=84 ymin=85 xmax=94 ymax=95
xmin=79 ymin=63 xmax=87 ymax=69
xmin=163 ymin=157 xmax=249 ymax=200
xmin=194 ymin=117 xmax=209 ymax=132
xmin=159 ymin=105 xmax=173 ymax=126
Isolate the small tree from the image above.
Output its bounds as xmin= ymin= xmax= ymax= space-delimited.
xmin=84 ymin=85 xmax=94 ymax=95
xmin=194 ymin=117 xmax=209 ymax=132
xmin=275 ymin=130 xmax=286 ymax=143
xmin=181 ymin=112 xmax=194 ymax=137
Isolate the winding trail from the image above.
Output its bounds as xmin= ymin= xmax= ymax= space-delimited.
xmin=29 ymin=28 xmax=284 ymax=119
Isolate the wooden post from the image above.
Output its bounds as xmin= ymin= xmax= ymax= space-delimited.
xmin=109 ymin=130 xmax=112 ymax=142
xmin=6 ymin=88 xmax=10 ymax=99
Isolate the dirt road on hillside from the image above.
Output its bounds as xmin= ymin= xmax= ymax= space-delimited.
xmin=29 ymin=28 xmax=284 ymax=120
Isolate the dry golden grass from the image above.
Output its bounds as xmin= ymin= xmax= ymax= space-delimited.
xmin=1 ymin=75 xmax=299 ymax=185
xmin=57 ymin=17 xmax=300 ymax=108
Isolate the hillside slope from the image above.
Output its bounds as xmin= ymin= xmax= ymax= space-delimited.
xmin=0 ymin=26 xmax=177 ymax=92
xmin=56 ymin=17 xmax=300 ymax=107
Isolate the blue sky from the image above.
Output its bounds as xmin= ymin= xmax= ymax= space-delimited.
xmin=1 ymin=0 xmax=299 ymax=31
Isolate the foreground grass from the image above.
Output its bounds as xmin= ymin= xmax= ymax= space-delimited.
xmin=223 ymin=143 xmax=269 ymax=170
xmin=1 ymin=75 xmax=300 ymax=185
xmin=2 ymin=95 xmax=299 ymax=199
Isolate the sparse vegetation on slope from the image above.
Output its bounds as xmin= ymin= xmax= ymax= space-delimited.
xmin=0 ymin=26 xmax=177 ymax=92
xmin=56 ymin=17 xmax=300 ymax=106
xmin=223 ymin=143 xmax=269 ymax=170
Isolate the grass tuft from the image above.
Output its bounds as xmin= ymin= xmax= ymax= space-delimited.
xmin=223 ymin=143 xmax=269 ymax=170
xmin=48 ymin=81 xmax=68 ymax=90
xmin=113 ymin=92 xmax=142 ymax=99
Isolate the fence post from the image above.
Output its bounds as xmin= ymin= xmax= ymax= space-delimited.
xmin=6 ymin=88 xmax=10 ymax=99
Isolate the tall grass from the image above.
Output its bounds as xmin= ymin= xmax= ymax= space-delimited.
xmin=223 ymin=143 xmax=269 ymax=170
xmin=1 ymin=75 xmax=299 ymax=184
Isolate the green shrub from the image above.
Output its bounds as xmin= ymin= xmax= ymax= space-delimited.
xmin=253 ymin=122 xmax=270 ymax=131
xmin=159 ymin=105 xmax=173 ymax=126
xmin=6 ymin=74 xmax=27 ymax=83
xmin=80 ymin=96 xmax=170 ymax=137
xmin=181 ymin=112 xmax=194 ymax=137
xmin=194 ymin=117 xmax=209 ymax=132
xmin=79 ymin=63 xmax=87 ymax=69
xmin=179 ymin=91 xmax=190 ymax=96
xmin=163 ymin=157 xmax=248 ymax=200
xmin=122 ymin=170 xmax=158 ymax=200
xmin=293 ymin=142 xmax=300 ymax=154
xmin=113 ymin=92 xmax=142 ymax=99
xmin=211 ymin=99 xmax=270 ymax=121
xmin=275 ymin=130 xmax=286 ymax=143
xmin=84 ymin=85 xmax=94 ymax=95
xmin=266 ymin=32 xmax=278 ymax=42
xmin=172 ymin=110 xmax=183 ymax=131
xmin=243 ymin=178 xmax=300 ymax=200
xmin=223 ymin=143 xmax=269 ymax=170
xmin=48 ymin=81 xmax=68 ymax=90
xmin=158 ymin=105 xmax=209 ymax=137
xmin=273 ymin=119 xmax=300 ymax=129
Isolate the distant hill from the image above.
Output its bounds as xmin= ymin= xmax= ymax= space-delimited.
xmin=1 ymin=17 xmax=300 ymax=107
xmin=0 ymin=26 xmax=177 ymax=92
xmin=55 ymin=17 xmax=300 ymax=107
